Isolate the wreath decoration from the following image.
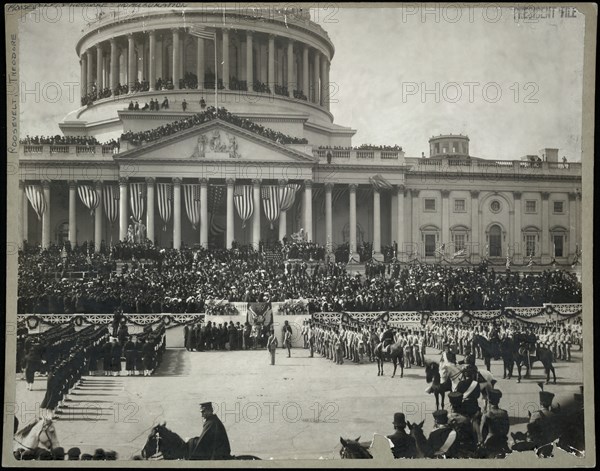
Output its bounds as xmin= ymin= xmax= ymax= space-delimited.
xmin=26 ymin=316 xmax=39 ymax=329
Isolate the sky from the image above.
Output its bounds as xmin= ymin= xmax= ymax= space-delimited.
xmin=17 ymin=5 xmax=586 ymax=160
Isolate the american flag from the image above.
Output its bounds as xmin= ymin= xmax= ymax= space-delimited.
xmin=77 ymin=184 xmax=100 ymax=217
xmin=234 ymin=185 xmax=254 ymax=228
xmin=435 ymin=243 xmax=446 ymax=256
xmin=25 ymin=185 xmax=46 ymax=220
xmin=157 ymin=183 xmax=173 ymax=231
xmin=183 ymin=184 xmax=201 ymax=230
xmin=261 ymin=186 xmax=281 ymax=230
xmin=452 ymin=248 xmax=467 ymax=259
xmin=129 ymin=182 xmax=146 ymax=223
xmin=102 ymin=183 xmax=119 ymax=224
xmin=208 ymin=185 xmax=226 ymax=235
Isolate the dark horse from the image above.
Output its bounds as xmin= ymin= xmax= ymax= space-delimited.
xmin=472 ymin=335 xmax=502 ymax=373
xmin=375 ymin=339 xmax=404 ymax=378
xmin=140 ymin=423 xmax=261 ymax=460
xmin=339 ymin=437 xmax=372 ymax=459
xmin=424 ymin=361 xmax=452 ymax=410
xmin=407 ymin=420 xmax=432 ymax=458
xmin=513 ymin=333 xmax=556 ymax=384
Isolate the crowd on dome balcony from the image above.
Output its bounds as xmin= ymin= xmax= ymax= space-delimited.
xmin=274 ymin=84 xmax=289 ymax=96
xmin=20 ymin=135 xmax=100 ymax=146
xmin=18 ymin=239 xmax=582 ymax=315
xmin=318 ymin=144 xmax=403 ymax=151
xmin=119 ymin=106 xmax=308 ymax=146
xmin=293 ymin=89 xmax=308 ymax=101
xmin=253 ymin=80 xmax=271 ymax=94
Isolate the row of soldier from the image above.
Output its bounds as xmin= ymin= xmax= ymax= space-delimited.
xmin=184 ymin=320 xmax=272 ymax=351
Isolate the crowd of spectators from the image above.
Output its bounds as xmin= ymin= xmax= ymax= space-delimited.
xmin=318 ymin=144 xmax=403 ymax=152
xmin=18 ymin=240 xmax=582 ymax=315
xmin=13 ymin=446 xmax=118 ymax=461
xmin=120 ymin=106 xmax=308 ymax=146
xmin=20 ymin=135 xmax=102 ymax=146
xmin=293 ymin=89 xmax=308 ymax=101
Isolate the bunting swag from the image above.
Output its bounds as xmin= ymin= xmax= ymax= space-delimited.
xmin=247 ymin=302 xmax=273 ymax=326
xmin=77 ymin=184 xmax=99 ymax=216
xmin=183 ymin=184 xmax=201 ymax=230
xmin=261 ymin=186 xmax=280 ymax=230
xmin=279 ymin=183 xmax=300 ymax=212
xmin=209 ymin=213 xmax=226 ymax=236
xmin=208 ymin=186 xmax=226 ymax=235
xmin=102 ymin=183 xmax=118 ymax=224
xmin=369 ymin=174 xmax=394 ymax=192
xmin=129 ymin=182 xmax=146 ymax=222
xmin=25 ymin=185 xmax=46 ymax=220
xmin=234 ymin=185 xmax=253 ymax=228
xmin=157 ymin=183 xmax=173 ymax=231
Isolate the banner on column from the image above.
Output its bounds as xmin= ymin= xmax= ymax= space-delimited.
xmin=208 ymin=185 xmax=226 ymax=235
xmin=183 ymin=184 xmax=201 ymax=230
xmin=261 ymin=186 xmax=280 ymax=230
xmin=103 ymin=183 xmax=119 ymax=224
xmin=25 ymin=185 xmax=46 ymax=220
xmin=157 ymin=183 xmax=173 ymax=231
xmin=78 ymin=185 xmax=100 ymax=216
xmin=234 ymin=185 xmax=253 ymax=229
xmin=129 ymin=182 xmax=146 ymax=222
xmin=247 ymin=302 xmax=273 ymax=327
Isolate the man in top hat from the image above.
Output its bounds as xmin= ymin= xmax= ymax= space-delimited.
xmin=188 ymin=402 xmax=231 ymax=460
xmin=427 ymin=410 xmax=458 ymax=458
xmin=387 ymin=413 xmax=416 ymax=458
xmin=478 ymin=389 xmax=510 ymax=458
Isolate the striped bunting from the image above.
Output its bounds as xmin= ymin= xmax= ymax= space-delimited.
xmin=157 ymin=183 xmax=173 ymax=231
xmin=102 ymin=183 xmax=118 ymax=224
xmin=77 ymin=184 xmax=99 ymax=216
xmin=129 ymin=182 xmax=146 ymax=222
xmin=233 ymin=185 xmax=253 ymax=229
xmin=279 ymin=183 xmax=300 ymax=212
xmin=25 ymin=185 xmax=46 ymax=220
xmin=183 ymin=184 xmax=201 ymax=230
xmin=261 ymin=186 xmax=280 ymax=230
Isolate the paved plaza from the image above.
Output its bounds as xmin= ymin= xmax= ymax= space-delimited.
xmin=15 ymin=346 xmax=583 ymax=460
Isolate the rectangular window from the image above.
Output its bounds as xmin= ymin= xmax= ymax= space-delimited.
xmin=525 ymin=235 xmax=536 ymax=256
xmin=453 ymin=141 xmax=458 ymax=153
xmin=454 ymin=199 xmax=466 ymax=212
xmin=425 ymin=234 xmax=436 ymax=256
xmin=424 ymin=198 xmax=436 ymax=211
xmin=435 ymin=143 xmax=440 ymax=153
xmin=525 ymin=200 xmax=537 ymax=213
xmin=553 ymin=235 xmax=564 ymax=257
xmin=553 ymin=201 xmax=564 ymax=214
xmin=453 ymin=234 xmax=466 ymax=251
xmin=442 ymin=146 xmax=448 ymax=153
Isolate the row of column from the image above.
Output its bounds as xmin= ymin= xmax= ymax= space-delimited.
xmin=80 ymin=28 xmax=331 ymax=108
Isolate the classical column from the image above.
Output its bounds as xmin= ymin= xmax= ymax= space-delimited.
xmin=349 ymin=184 xmax=358 ymax=260
xmin=513 ymin=192 xmax=522 ymax=263
xmin=324 ymin=59 xmax=331 ymax=111
xmin=372 ymin=188 xmax=382 ymax=260
xmin=94 ymin=181 xmax=103 ymax=252
xmin=252 ymin=179 xmax=261 ymax=249
xmin=540 ymin=191 xmax=550 ymax=262
xmin=245 ymin=31 xmax=253 ymax=91
xmin=470 ymin=190 xmax=480 ymax=261
xmin=268 ymin=34 xmax=275 ymax=94
xmin=278 ymin=179 xmax=287 ymax=242
xmin=146 ymin=178 xmax=155 ymax=244
xmin=68 ymin=181 xmax=77 ymax=245
xmin=320 ymin=54 xmax=327 ymax=106
xmin=172 ymin=29 xmax=180 ymax=90
xmin=119 ymin=178 xmax=128 ymax=241
xmin=200 ymin=178 xmax=209 ymax=248
xmin=441 ymin=190 xmax=450 ymax=248
xmin=86 ymin=49 xmax=94 ymax=94
xmin=222 ymin=28 xmax=230 ymax=90
xmin=41 ymin=180 xmax=51 ymax=249
xmin=405 ymin=188 xmax=413 ymax=249
xmin=226 ymin=179 xmax=235 ymax=249
xmin=410 ymin=189 xmax=420 ymax=256
xmin=302 ymin=45 xmax=309 ymax=97
xmin=127 ymin=34 xmax=136 ymax=91
xmin=287 ymin=39 xmax=294 ymax=97
xmin=110 ymin=38 xmax=118 ymax=91
xmin=312 ymin=50 xmax=320 ymax=104
xmin=19 ymin=181 xmax=26 ymax=247
xmin=396 ymin=185 xmax=405 ymax=259
xmin=197 ymin=35 xmax=205 ymax=89
xmin=148 ymin=31 xmax=156 ymax=91
xmin=325 ymin=183 xmax=333 ymax=252
xmin=172 ymin=178 xmax=182 ymax=249
xmin=80 ymin=56 xmax=87 ymax=100
xmin=96 ymin=44 xmax=104 ymax=91
xmin=304 ymin=180 xmax=313 ymax=242
xmin=568 ymin=192 xmax=577 ymax=261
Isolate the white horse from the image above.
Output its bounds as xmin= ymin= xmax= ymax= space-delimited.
xmin=438 ymin=359 xmax=496 ymax=411
xmin=13 ymin=417 xmax=59 ymax=453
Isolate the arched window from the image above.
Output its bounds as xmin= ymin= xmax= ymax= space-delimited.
xmin=489 ymin=224 xmax=502 ymax=257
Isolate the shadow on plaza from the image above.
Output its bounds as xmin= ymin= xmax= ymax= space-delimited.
xmin=150 ymin=350 xmax=191 ymax=377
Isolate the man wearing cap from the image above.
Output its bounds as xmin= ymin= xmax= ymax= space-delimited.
xmin=527 ymin=390 xmax=557 ymax=448
xmin=427 ymin=410 xmax=458 ymax=458
xmin=188 ymin=402 xmax=231 ymax=460
xmin=478 ymin=389 xmax=510 ymax=458
xmin=387 ymin=413 xmax=416 ymax=458
xmin=266 ymin=329 xmax=278 ymax=365
xmin=447 ymin=391 xmax=477 ymax=455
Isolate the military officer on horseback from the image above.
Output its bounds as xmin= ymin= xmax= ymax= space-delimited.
xmin=187 ymin=402 xmax=231 ymax=460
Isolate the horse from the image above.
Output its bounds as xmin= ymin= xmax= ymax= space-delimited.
xmin=424 ymin=360 xmax=452 ymax=410
xmin=140 ymin=423 xmax=261 ymax=460
xmin=13 ymin=417 xmax=59 ymax=453
xmin=513 ymin=336 xmax=556 ymax=384
xmin=472 ymin=335 xmax=502 ymax=373
xmin=339 ymin=436 xmax=372 ymax=459
xmin=438 ymin=361 xmax=496 ymax=412
xmin=374 ymin=340 xmax=404 ymax=378
xmin=407 ymin=420 xmax=432 ymax=458
xmin=500 ymin=336 xmax=515 ymax=379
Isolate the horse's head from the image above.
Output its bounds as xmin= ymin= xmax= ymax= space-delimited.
xmin=141 ymin=422 xmax=187 ymax=460
xmin=406 ymin=420 xmax=426 ymax=440
xmin=424 ymin=361 xmax=438 ymax=384
xmin=339 ymin=436 xmax=372 ymax=459
xmin=14 ymin=417 xmax=58 ymax=452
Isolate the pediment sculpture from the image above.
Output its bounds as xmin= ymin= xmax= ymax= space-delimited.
xmin=189 ymin=131 xmax=241 ymax=159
